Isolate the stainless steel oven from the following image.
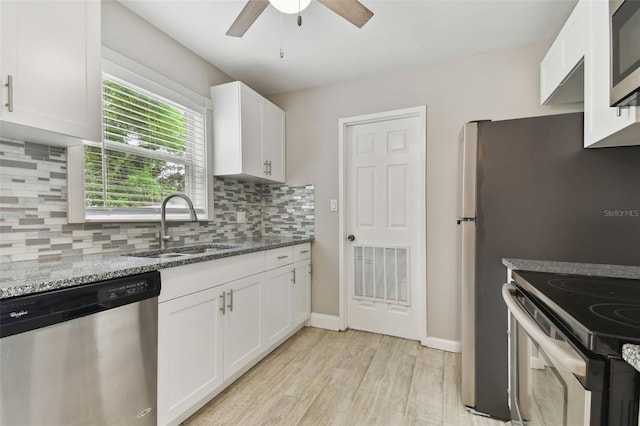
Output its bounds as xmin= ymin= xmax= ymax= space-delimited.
xmin=503 ymin=283 xmax=604 ymax=426
xmin=503 ymin=269 xmax=640 ymax=426
xmin=610 ymin=0 xmax=640 ymax=107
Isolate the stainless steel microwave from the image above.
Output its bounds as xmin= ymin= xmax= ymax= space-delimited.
xmin=610 ymin=0 xmax=640 ymax=107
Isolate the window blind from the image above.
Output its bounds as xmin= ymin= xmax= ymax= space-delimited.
xmin=85 ymin=74 xmax=207 ymax=218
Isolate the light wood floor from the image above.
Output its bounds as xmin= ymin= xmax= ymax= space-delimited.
xmin=183 ymin=327 xmax=507 ymax=426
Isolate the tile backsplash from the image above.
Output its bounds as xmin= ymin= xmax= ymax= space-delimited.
xmin=0 ymin=140 xmax=314 ymax=262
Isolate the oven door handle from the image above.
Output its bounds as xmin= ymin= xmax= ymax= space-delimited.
xmin=502 ymin=283 xmax=586 ymax=377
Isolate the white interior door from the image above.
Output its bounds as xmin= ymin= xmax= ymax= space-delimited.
xmin=343 ymin=109 xmax=426 ymax=341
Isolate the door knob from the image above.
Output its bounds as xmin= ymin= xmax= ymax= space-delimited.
xmin=347 ymin=234 xmax=355 ymax=242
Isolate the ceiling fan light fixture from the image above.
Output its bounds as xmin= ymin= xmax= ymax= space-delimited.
xmin=269 ymin=0 xmax=312 ymax=14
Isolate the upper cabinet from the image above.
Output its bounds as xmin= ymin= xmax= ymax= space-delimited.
xmin=540 ymin=0 xmax=587 ymax=105
xmin=583 ymin=0 xmax=639 ymax=147
xmin=211 ymin=81 xmax=285 ymax=183
xmin=541 ymin=0 xmax=639 ymax=147
xmin=0 ymin=0 xmax=101 ymax=146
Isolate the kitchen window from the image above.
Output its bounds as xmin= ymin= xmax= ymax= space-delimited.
xmin=72 ymin=51 xmax=212 ymax=222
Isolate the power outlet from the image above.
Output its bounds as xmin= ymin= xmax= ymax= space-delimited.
xmin=236 ymin=211 xmax=246 ymax=224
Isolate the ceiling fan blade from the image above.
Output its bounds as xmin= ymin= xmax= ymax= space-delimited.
xmin=317 ymin=0 xmax=373 ymax=28
xmin=226 ymin=0 xmax=270 ymax=37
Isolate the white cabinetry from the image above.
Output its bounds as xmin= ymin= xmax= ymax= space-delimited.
xmin=540 ymin=0 xmax=586 ymax=105
xmin=157 ymin=287 xmax=223 ymax=426
xmin=292 ymin=243 xmax=311 ymax=326
xmin=263 ymin=246 xmax=294 ymax=347
xmin=583 ymin=0 xmax=639 ymax=147
xmin=0 ymin=0 xmax=101 ymax=146
xmin=211 ymin=81 xmax=285 ymax=183
xmin=157 ymin=243 xmax=311 ymax=426
xmin=263 ymin=266 xmax=294 ymax=346
xmin=222 ymin=274 xmax=263 ymax=379
xmin=540 ymin=0 xmax=639 ymax=147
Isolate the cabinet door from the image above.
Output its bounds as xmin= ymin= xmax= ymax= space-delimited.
xmin=158 ymin=287 xmax=223 ymax=426
xmin=584 ymin=0 xmax=640 ymax=147
xmin=263 ymin=265 xmax=293 ymax=347
xmin=0 ymin=0 xmax=101 ymax=142
xmin=292 ymin=261 xmax=311 ymax=327
xmin=263 ymin=101 xmax=285 ymax=183
xmin=223 ymin=274 xmax=264 ymax=379
xmin=240 ymin=86 xmax=265 ymax=177
xmin=540 ymin=0 xmax=586 ymax=105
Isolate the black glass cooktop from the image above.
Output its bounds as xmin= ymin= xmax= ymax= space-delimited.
xmin=513 ymin=270 xmax=640 ymax=356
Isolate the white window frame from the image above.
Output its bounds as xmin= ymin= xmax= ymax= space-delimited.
xmin=68 ymin=48 xmax=214 ymax=223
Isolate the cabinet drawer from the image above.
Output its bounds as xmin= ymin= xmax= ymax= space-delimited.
xmin=160 ymin=251 xmax=265 ymax=303
xmin=264 ymin=246 xmax=294 ymax=270
xmin=293 ymin=243 xmax=311 ymax=262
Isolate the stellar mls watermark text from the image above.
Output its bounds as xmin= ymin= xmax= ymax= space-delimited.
xmin=603 ymin=209 xmax=639 ymax=217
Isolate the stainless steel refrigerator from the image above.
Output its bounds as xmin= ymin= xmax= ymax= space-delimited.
xmin=456 ymin=112 xmax=640 ymax=420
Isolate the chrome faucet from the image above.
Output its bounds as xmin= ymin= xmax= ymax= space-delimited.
xmin=160 ymin=192 xmax=198 ymax=249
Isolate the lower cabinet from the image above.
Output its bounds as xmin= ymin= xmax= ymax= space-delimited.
xmin=157 ymin=287 xmax=223 ymax=426
xmin=263 ymin=265 xmax=293 ymax=347
xmin=222 ymin=274 xmax=263 ymax=379
xmin=292 ymin=260 xmax=311 ymax=327
xmin=157 ymin=243 xmax=311 ymax=426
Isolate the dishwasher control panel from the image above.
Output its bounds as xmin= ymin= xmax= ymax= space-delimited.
xmin=100 ymin=280 xmax=153 ymax=301
xmin=0 ymin=271 xmax=160 ymax=338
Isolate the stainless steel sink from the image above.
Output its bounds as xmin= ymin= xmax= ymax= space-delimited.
xmin=145 ymin=253 xmax=190 ymax=259
xmin=178 ymin=244 xmax=243 ymax=254
xmin=128 ymin=243 xmax=244 ymax=259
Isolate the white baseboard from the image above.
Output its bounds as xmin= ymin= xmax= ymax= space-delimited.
xmin=309 ymin=313 xmax=340 ymax=331
xmin=424 ymin=336 xmax=462 ymax=353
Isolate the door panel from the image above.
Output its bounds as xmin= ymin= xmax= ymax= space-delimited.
xmin=345 ymin=113 xmax=425 ymax=340
xmin=262 ymin=266 xmax=293 ymax=347
xmin=158 ymin=288 xmax=222 ymax=425
xmin=387 ymin=164 xmax=408 ymax=228
xmin=223 ymin=274 xmax=263 ymax=379
xmin=292 ymin=261 xmax=311 ymax=327
xmin=240 ymin=86 xmax=263 ymax=177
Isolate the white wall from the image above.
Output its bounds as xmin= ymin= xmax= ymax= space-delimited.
xmin=101 ymin=0 xmax=231 ymax=98
xmin=269 ymin=40 xmax=582 ymax=343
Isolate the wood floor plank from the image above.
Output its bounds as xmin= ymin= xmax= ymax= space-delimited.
xmin=182 ymin=328 xmax=506 ymax=426
xmin=404 ymin=346 xmax=445 ymax=425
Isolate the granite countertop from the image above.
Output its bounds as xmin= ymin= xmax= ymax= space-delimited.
xmin=623 ymin=344 xmax=640 ymax=373
xmin=503 ymin=258 xmax=640 ymax=280
xmin=0 ymin=236 xmax=313 ymax=299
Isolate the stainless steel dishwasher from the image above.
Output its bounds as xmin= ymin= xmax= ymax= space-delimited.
xmin=0 ymin=271 xmax=161 ymax=426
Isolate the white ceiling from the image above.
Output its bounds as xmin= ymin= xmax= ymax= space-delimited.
xmin=119 ymin=0 xmax=578 ymax=95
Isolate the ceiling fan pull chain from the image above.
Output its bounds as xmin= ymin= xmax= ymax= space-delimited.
xmin=280 ymin=12 xmax=285 ymax=58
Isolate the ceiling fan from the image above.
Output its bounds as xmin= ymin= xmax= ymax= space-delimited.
xmin=226 ymin=0 xmax=374 ymax=37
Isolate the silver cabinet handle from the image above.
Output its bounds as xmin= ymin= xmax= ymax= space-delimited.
xmin=263 ymin=161 xmax=268 ymax=174
xmin=219 ymin=292 xmax=226 ymax=315
xmin=291 ymin=268 xmax=296 ymax=284
xmin=5 ymin=75 xmax=14 ymax=112
xmin=227 ymin=289 xmax=233 ymax=312
xmin=277 ymin=255 xmax=289 ymax=260
xmin=299 ymin=250 xmax=309 ymax=254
